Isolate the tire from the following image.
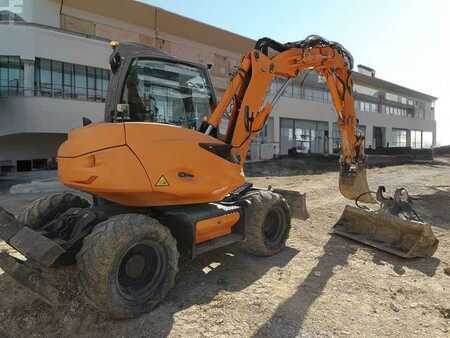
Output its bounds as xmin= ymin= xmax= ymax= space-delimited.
xmin=240 ymin=190 xmax=291 ymax=256
xmin=18 ymin=192 xmax=90 ymax=230
xmin=76 ymin=214 xmax=179 ymax=319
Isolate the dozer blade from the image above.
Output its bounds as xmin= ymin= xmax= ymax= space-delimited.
xmin=332 ymin=203 xmax=439 ymax=258
xmin=339 ymin=163 xmax=376 ymax=204
xmin=0 ymin=207 xmax=63 ymax=305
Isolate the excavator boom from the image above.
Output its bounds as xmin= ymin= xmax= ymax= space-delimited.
xmin=203 ymin=36 xmax=374 ymax=203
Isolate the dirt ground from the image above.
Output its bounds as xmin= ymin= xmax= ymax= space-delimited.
xmin=0 ymin=158 xmax=449 ymax=337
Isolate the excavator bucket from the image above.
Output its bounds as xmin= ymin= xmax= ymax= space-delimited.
xmin=339 ymin=163 xmax=376 ymax=204
xmin=273 ymin=188 xmax=309 ymax=220
xmin=332 ymin=187 xmax=439 ymax=258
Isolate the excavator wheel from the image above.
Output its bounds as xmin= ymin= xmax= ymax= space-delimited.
xmin=76 ymin=214 xmax=179 ymax=319
xmin=240 ymin=190 xmax=291 ymax=256
xmin=18 ymin=192 xmax=90 ymax=230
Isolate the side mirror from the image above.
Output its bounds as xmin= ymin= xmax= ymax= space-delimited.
xmin=82 ymin=117 xmax=92 ymax=126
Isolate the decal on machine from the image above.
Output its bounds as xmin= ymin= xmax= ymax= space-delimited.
xmin=155 ymin=175 xmax=170 ymax=187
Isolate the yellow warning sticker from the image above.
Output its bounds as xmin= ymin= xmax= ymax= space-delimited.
xmin=155 ymin=175 xmax=170 ymax=187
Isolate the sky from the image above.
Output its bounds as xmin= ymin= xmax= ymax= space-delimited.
xmin=142 ymin=0 xmax=450 ymax=145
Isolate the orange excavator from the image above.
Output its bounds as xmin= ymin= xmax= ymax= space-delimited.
xmin=0 ymin=36 xmax=437 ymax=318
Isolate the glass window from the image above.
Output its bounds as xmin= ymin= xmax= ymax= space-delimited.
xmin=39 ymin=59 xmax=52 ymax=97
xmin=52 ymin=61 xmax=63 ymax=97
xmin=63 ymin=63 xmax=73 ymax=98
xmin=121 ymin=58 xmax=213 ymax=129
xmin=304 ymin=88 xmax=313 ymax=100
xmin=422 ymin=131 xmax=433 ymax=148
xmin=0 ymin=56 xmax=8 ymax=96
xmin=34 ymin=58 xmax=109 ymax=101
xmin=0 ymin=56 xmax=24 ymax=96
xmin=391 ymin=129 xmax=408 ymax=147
xmin=95 ymin=68 xmax=103 ymax=102
xmin=371 ymin=103 xmax=377 ymax=113
xmin=283 ymin=80 xmax=293 ymax=97
xmin=87 ymin=66 xmax=96 ymax=101
xmin=353 ymin=84 xmax=378 ymax=97
xmin=74 ymin=64 xmax=87 ymax=100
xmin=292 ymin=80 xmax=301 ymax=98
xmin=386 ymin=92 xmax=399 ymax=102
xmin=411 ymin=130 xmax=422 ymax=149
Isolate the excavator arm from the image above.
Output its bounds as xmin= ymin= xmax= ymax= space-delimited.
xmin=204 ymin=36 xmax=373 ymax=203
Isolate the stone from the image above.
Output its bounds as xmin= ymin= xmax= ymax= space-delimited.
xmin=390 ymin=303 xmax=400 ymax=312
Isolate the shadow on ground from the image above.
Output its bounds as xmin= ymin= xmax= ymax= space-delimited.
xmin=250 ymin=233 xmax=442 ymax=338
xmin=413 ymin=185 xmax=450 ymax=230
xmin=251 ymin=235 xmax=354 ymax=337
xmin=0 ymin=244 xmax=299 ymax=337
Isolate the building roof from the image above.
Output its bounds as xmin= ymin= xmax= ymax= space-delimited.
xmin=63 ymin=0 xmax=255 ymax=54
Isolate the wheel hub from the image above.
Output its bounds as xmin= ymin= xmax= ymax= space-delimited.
xmin=117 ymin=241 xmax=167 ymax=299
xmin=125 ymin=254 xmax=146 ymax=279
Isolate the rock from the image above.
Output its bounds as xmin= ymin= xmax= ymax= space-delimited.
xmin=437 ymin=306 xmax=450 ymax=319
xmin=313 ymin=271 xmax=321 ymax=277
xmin=390 ymin=303 xmax=400 ymax=312
xmin=444 ymin=266 xmax=450 ymax=276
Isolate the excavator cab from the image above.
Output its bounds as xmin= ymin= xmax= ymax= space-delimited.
xmin=105 ymin=42 xmax=217 ymax=129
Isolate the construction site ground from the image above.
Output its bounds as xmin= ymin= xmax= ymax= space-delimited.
xmin=0 ymin=157 xmax=449 ymax=337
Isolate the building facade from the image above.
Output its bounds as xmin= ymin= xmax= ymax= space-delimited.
xmin=0 ymin=0 xmax=437 ymax=172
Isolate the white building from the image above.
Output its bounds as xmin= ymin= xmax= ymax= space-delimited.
xmin=0 ymin=0 xmax=437 ymax=172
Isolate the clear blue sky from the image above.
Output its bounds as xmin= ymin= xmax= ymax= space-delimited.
xmin=141 ymin=0 xmax=450 ymax=145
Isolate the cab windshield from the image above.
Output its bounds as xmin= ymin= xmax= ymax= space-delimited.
xmin=121 ymin=58 xmax=213 ymax=129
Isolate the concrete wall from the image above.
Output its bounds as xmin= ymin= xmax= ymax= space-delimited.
xmin=0 ymin=96 xmax=104 ymax=136
xmin=0 ymin=24 xmax=110 ymax=68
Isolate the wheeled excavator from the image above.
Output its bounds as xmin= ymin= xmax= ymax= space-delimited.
xmin=0 ymin=36 xmax=438 ymax=318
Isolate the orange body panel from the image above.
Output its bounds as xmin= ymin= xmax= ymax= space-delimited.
xmin=195 ymin=212 xmax=240 ymax=244
xmin=58 ymin=146 xmax=153 ymax=206
xmin=124 ymin=123 xmax=244 ymax=205
xmin=58 ymin=123 xmax=125 ymax=157
xmin=58 ymin=122 xmax=245 ymax=206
